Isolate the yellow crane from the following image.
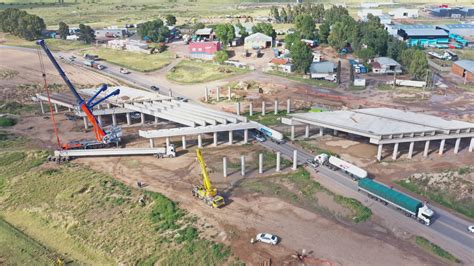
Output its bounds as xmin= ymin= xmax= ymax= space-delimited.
xmin=192 ymin=149 xmax=225 ymax=208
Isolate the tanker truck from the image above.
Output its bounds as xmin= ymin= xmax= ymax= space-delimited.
xmin=307 ymin=153 xmax=368 ymax=180
xmin=358 ymin=178 xmax=434 ymax=226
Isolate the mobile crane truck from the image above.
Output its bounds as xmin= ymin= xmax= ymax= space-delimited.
xmin=192 ymin=149 xmax=225 ymax=208
xmin=36 ymin=40 xmax=121 ymax=151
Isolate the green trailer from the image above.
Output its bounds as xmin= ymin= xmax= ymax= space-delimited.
xmin=358 ymin=179 xmax=434 ymax=225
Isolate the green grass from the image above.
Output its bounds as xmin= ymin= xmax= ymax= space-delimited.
xmin=266 ymin=71 xmax=338 ymax=89
xmin=0 ymin=131 xmax=28 ymax=149
xmin=0 ymin=117 xmax=16 ymax=127
xmin=167 ymin=60 xmax=249 ymax=84
xmin=0 ymin=33 xmax=90 ymax=51
xmin=0 ymin=101 xmax=38 ymax=115
xmin=0 ymin=217 xmax=62 ymax=265
xmin=296 ymin=140 xmax=338 ymax=156
xmin=415 ymin=236 xmax=461 ymax=264
xmin=396 ymin=178 xmax=474 ymax=219
xmin=0 ymin=151 xmax=232 ymax=265
xmin=334 ymin=195 xmax=372 ymax=223
xmin=82 ymin=48 xmax=173 ymax=72
xmin=245 ymin=110 xmax=287 ymax=126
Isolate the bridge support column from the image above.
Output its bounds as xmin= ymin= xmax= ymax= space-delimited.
xmin=204 ymin=87 xmax=209 ymax=102
xmin=213 ymin=132 xmax=218 ymax=146
xmin=423 ymin=140 xmax=430 ymax=157
xmin=305 ymin=125 xmax=310 ymax=138
xmin=228 ymin=87 xmax=231 ymax=101
xmin=149 ymin=138 xmax=154 ymax=148
xmin=39 ymin=101 xmax=45 ymax=114
xmin=83 ymin=117 xmax=89 ymax=130
xmin=126 ymin=113 xmax=131 ymax=125
xmin=182 ymin=136 xmax=187 ymax=149
xmin=469 ymin=138 xmax=474 ymax=152
xmin=97 ymin=115 xmax=103 ymax=125
xmin=262 ymin=102 xmax=266 ymax=116
xmin=454 ymin=138 xmax=461 ymax=154
xmin=154 ymin=116 xmax=159 ymax=124
xmin=319 ymin=127 xmax=324 ymax=137
xmin=141 ymin=113 xmax=145 ymax=125
xmin=276 ymin=152 xmax=281 ymax=172
xmin=274 ymin=100 xmax=278 ymax=114
xmin=241 ymin=155 xmax=245 ymax=176
xmin=216 ymin=87 xmax=220 ymax=101
xmin=112 ymin=114 xmax=117 ymax=126
xmin=223 ymin=157 xmax=227 ymax=177
xmin=292 ymin=150 xmax=297 ymax=170
xmin=408 ymin=141 xmax=414 ymax=159
xmin=249 ymin=102 xmax=253 ymax=116
xmin=392 ymin=143 xmax=399 ymax=160
xmin=236 ymin=102 xmax=240 ymax=116
xmin=54 ymin=103 xmax=58 ymax=113
xmin=290 ymin=125 xmax=295 ymax=140
xmin=243 ymin=129 xmax=248 ymax=144
xmin=439 ymin=139 xmax=445 ymax=155
xmin=287 ymin=98 xmax=291 ymax=114
xmin=197 ymin=134 xmax=202 ymax=148
xmin=166 ymin=137 xmax=170 ymax=148
xmin=377 ymin=144 xmax=383 ymax=161
xmin=228 ymin=131 xmax=233 ymax=145
xmin=259 ymin=153 xmax=263 ymax=174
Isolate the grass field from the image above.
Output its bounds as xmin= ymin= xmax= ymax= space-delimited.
xmin=266 ymin=71 xmax=338 ymax=89
xmin=83 ymin=48 xmax=173 ymax=72
xmin=0 ymin=151 xmax=233 ymax=265
xmin=0 ymin=33 xmax=90 ymax=51
xmin=167 ymin=60 xmax=249 ymax=83
xmin=414 ymin=236 xmax=461 ymax=264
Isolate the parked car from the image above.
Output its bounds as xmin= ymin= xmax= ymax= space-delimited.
xmin=176 ymin=96 xmax=188 ymax=102
xmin=130 ymin=112 xmax=141 ymax=119
xmin=468 ymin=225 xmax=474 ymax=233
xmin=150 ymin=85 xmax=160 ymax=92
xmin=254 ymin=131 xmax=266 ymax=142
xmin=256 ymin=233 xmax=279 ymax=245
xmin=120 ymin=68 xmax=131 ymax=74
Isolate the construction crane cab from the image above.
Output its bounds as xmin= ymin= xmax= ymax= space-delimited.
xmin=192 ymin=149 xmax=225 ymax=208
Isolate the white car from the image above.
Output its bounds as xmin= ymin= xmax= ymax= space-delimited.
xmin=256 ymin=233 xmax=279 ymax=245
xmin=468 ymin=225 xmax=474 ymax=233
xmin=120 ymin=68 xmax=130 ymax=74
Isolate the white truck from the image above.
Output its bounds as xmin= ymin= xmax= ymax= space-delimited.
xmin=255 ymin=124 xmax=285 ymax=144
xmin=307 ymin=153 xmax=368 ymax=180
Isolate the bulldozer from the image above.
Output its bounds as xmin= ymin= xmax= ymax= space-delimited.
xmin=192 ymin=149 xmax=225 ymax=208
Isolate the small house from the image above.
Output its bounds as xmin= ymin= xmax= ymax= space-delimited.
xmin=370 ymin=57 xmax=402 ymax=74
xmin=188 ymin=41 xmax=221 ymax=60
xmin=451 ymin=60 xmax=474 ymax=82
xmin=309 ymin=61 xmax=336 ymax=78
xmin=107 ymin=39 xmax=149 ymax=53
xmin=95 ymin=28 xmax=128 ymax=39
xmin=194 ymin=28 xmax=214 ymax=41
xmin=389 ymin=8 xmax=419 ymax=19
xmin=268 ymin=58 xmax=294 ymax=73
xmin=244 ymin=33 xmax=272 ymax=50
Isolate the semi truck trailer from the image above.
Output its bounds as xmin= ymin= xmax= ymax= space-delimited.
xmin=307 ymin=153 xmax=368 ymax=180
xmin=358 ymin=178 xmax=434 ymax=225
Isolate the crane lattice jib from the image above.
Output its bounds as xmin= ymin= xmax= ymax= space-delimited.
xmin=195 ymin=149 xmax=213 ymax=193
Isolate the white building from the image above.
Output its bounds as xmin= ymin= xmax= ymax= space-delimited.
xmin=390 ymin=8 xmax=419 ymax=19
xmin=244 ymin=33 xmax=272 ymax=49
xmin=370 ymin=57 xmax=402 ymax=74
xmin=107 ymin=39 xmax=149 ymax=53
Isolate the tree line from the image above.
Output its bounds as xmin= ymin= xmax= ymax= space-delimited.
xmin=0 ymin=8 xmax=45 ymax=41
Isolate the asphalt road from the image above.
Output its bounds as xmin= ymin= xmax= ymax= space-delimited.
xmin=3 ymin=44 xmax=473 ymax=263
xmin=260 ymin=139 xmax=474 ymax=263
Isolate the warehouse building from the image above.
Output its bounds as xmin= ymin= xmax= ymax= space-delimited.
xmin=389 ymin=8 xmax=419 ymax=19
xmin=451 ymin=60 xmax=474 ymax=82
xmin=244 ymin=33 xmax=272 ymax=49
xmin=430 ymin=7 xmax=474 ymax=18
xmin=398 ymin=28 xmax=449 ymax=46
xmin=282 ymin=108 xmax=474 ymax=161
xmin=370 ymin=57 xmax=402 ymax=74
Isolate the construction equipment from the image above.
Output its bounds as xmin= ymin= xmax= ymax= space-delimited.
xmin=192 ymin=149 xmax=225 ymax=208
xmin=36 ymin=40 xmax=121 ymax=150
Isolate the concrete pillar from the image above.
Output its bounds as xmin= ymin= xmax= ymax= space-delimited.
xmin=197 ymin=134 xmax=202 ymax=148
xmin=377 ymin=144 xmax=383 ymax=161
xmin=392 ymin=143 xmax=399 ymax=160
xmin=262 ymin=102 xmax=266 ymax=116
xmin=166 ymin=137 xmax=170 ymax=148
xmin=333 ymin=129 xmax=338 ymax=135
xmin=423 ymin=140 xmax=430 ymax=157
xmin=182 ymin=136 xmax=187 ymax=149
xmin=259 ymin=153 xmax=263 ymax=174
xmin=241 ymin=155 xmax=245 ymax=176
xmin=291 ymin=125 xmax=295 ymax=140
xmin=249 ymin=102 xmax=253 ymax=116
xmin=287 ymin=98 xmax=291 ymax=114
xmin=243 ymin=129 xmax=248 ymax=144
xmin=228 ymin=131 xmax=233 ymax=145
xmin=204 ymin=87 xmax=209 ymax=102
xmin=97 ymin=115 xmax=103 ymax=125
xmin=126 ymin=113 xmax=131 ymax=125
xmin=154 ymin=116 xmax=159 ymax=124
xmin=305 ymin=125 xmax=309 ymax=138
xmin=292 ymin=150 xmax=297 ymax=170
xmin=54 ymin=103 xmax=58 ymax=113
xmin=141 ymin=113 xmax=145 ymax=124
xmin=439 ymin=139 xmax=445 ymax=155
xmin=274 ymin=99 xmax=278 ymax=115
xmin=408 ymin=141 xmax=414 ymax=159
xmin=469 ymin=138 xmax=474 ymax=152
xmin=319 ymin=127 xmax=324 ymax=137
xmin=112 ymin=114 xmax=117 ymax=126
xmin=213 ymin=132 xmax=218 ymax=146
xmin=276 ymin=151 xmax=281 ymax=172
xmin=39 ymin=101 xmax=45 ymax=114
xmin=216 ymin=87 xmax=220 ymax=101
xmin=228 ymin=87 xmax=231 ymax=101
xmin=83 ymin=117 xmax=89 ymax=130
xmin=168 ymin=89 xmax=173 ymax=97
xmin=454 ymin=138 xmax=461 ymax=154
xmin=223 ymin=157 xmax=227 ymax=178
xmin=149 ymin=138 xmax=154 ymax=148
xmin=236 ymin=102 xmax=240 ymax=116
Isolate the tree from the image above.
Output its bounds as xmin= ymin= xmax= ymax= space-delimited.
xmin=409 ymin=50 xmax=428 ymax=80
xmin=270 ymin=6 xmax=280 ymax=23
xmin=236 ymin=22 xmax=248 ymax=39
xmin=313 ymin=3 xmax=325 ymax=23
xmin=78 ymin=23 xmax=95 ymax=44
xmin=0 ymin=8 xmax=45 ymax=41
xmin=215 ymin=23 xmax=235 ymax=47
xmin=137 ymin=19 xmax=170 ymax=42
xmin=356 ymin=48 xmax=376 ymax=63
xmin=290 ymin=39 xmax=313 ymax=73
xmin=58 ymin=21 xmax=69 ymax=40
xmin=387 ymin=37 xmax=407 ymax=63
xmin=192 ymin=22 xmax=205 ymax=32
xmin=280 ymin=8 xmax=288 ymax=23
xmin=214 ymin=50 xmax=228 ymax=64
xmin=165 ymin=15 xmax=177 ymax=26
xmin=324 ymin=6 xmax=349 ymax=25
xmin=284 ymin=33 xmax=299 ymax=50
xmin=336 ymin=60 xmax=341 ymax=84
xmin=252 ymin=23 xmax=276 ymax=39
xmin=318 ymin=22 xmax=330 ymax=44
xmin=295 ymin=14 xmax=316 ymax=39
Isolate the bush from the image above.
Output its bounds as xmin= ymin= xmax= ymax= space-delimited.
xmin=175 ymin=226 xmax=198 ymax=243
xmin=0 ymin=117 xmax=16 ymax=127
xmin=334 ymin=195 xmax=372 ymax=223
xmin=214 ymin=50 xmax=229 ymax=64
xmin=146 ymin=191 xmax=184 ymax=230
xmin=415 ymin=236 xmax=461 ymax=263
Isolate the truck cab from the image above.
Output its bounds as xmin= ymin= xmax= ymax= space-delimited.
xmin=418 ymin=205 xmax=435 ymax=225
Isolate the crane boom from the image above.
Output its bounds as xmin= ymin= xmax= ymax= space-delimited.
xmin=195 ymin=149 xmax=216 ymax=197
xmin=36 ymin=39 xmax=120 ymax=144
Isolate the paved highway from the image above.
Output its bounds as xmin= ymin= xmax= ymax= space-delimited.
xmin=260 ymin=139 xmax=474 ymax=263
xmin=4 ymin=44 xmax=472 ymax=263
